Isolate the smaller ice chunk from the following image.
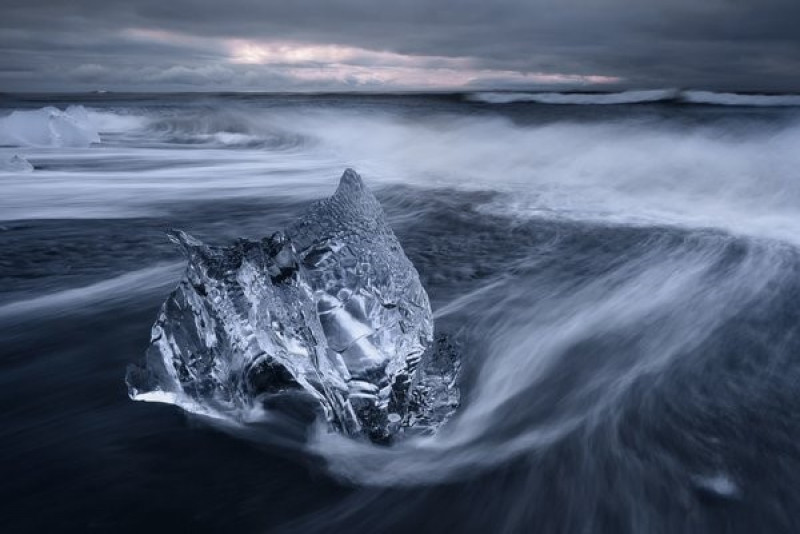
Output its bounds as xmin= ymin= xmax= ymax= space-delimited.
xmin=0 ymin=106 xmax=100 ymax=147
xmin=0 ymin=154 xmax=33 ymax=172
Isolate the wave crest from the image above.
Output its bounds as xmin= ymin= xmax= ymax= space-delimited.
xmin=469 ymin=89 xmax=678 ymax=105
xmin=145 ymin=108 xmax=308 ymax=149
xmin=469 ymin=89 xmax=800 ymax=107
xmin=682 ymin=90 xmax=800 ymax=107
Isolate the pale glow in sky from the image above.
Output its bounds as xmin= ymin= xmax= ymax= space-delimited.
xmin=3 ymin=0 xmax=798 ymax=92
xmin=124 ymin=28 xmax=621 ymax=90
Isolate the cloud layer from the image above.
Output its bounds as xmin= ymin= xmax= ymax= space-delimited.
xmin=2 ymin=0 xmax=798 ymax=91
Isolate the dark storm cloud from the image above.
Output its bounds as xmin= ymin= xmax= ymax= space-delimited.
xmin=1 ymin=0 xmax=798 ymax=91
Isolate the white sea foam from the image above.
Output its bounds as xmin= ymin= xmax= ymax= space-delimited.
xmin=469 ymin=89 xmax=800 ymax=107
xmin=284 ymin=109 xmax=800 ymax=246
xmin=683 ymin=90 xmax=800 ymax=107
xmin=85 ymin=109 xmax=148 ymax=132
xmin=311 ymin=233 xmax=785 ymax=486
xmin=469 ymin=89 xmax=678 ymax=105
xmin=4 ymin=103 xmax=800 ymax=248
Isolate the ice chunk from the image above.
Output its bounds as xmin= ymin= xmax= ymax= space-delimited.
xmin=0 ymin=106 xmax=100 ymax=148
xmin=0 ymin=154 xmax=34 ymax=172
xmin=127 ymin=169 xmax=459 ymax=442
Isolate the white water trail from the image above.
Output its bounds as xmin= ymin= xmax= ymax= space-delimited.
xmin=0 ymin=262 xmax=182 ymax=323
xmin=310 ymin=233 xmax=789 ymax=486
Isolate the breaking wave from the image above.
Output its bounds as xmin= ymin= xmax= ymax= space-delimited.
xmin=469 ymin=89 xmax=800 ymax=107
xmin=283 ymin=109 xmax=800 ymax=246
xmin=682 ymin=90 xmax=800 ymax=107
xmin=4 ymin=104 xmax=800 ymax=249
xmin=144 ymin=108 xmax=309 ymax=148
xmin=469 ymin=89 xmax=678 ymax=105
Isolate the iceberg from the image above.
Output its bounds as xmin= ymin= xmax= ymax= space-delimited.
xmin=127 ymin=169 xmax=459 ymax=442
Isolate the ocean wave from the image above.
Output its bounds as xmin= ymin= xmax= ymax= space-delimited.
xmin=6 ymin=95 xmax=800 ymax=532
xmin=145 ymin=108 xmax=309 ymax=149
xmin=468 ymin=89 xmax=679 ymax=105
xmin=682 ymin=90 xmax=800 ymax=107
xmin=233 ymin=207 xmax=794 ymax=489
xmin=287 ymin=109 xmax=800 ymax=246
xmin=5 ymin=102 xmax=800 ymax=247
xmin=469 ymin=89 xmax=800 ymax=107
xmin=85 ymin=109 xmax=149 ymax=132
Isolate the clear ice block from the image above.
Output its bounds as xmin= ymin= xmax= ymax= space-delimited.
xmin=127 ymin=169 xmax=458 ymax=442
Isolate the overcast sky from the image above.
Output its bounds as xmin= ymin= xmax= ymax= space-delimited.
xmin=2 ymin=0 xmax=799 ymax=92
